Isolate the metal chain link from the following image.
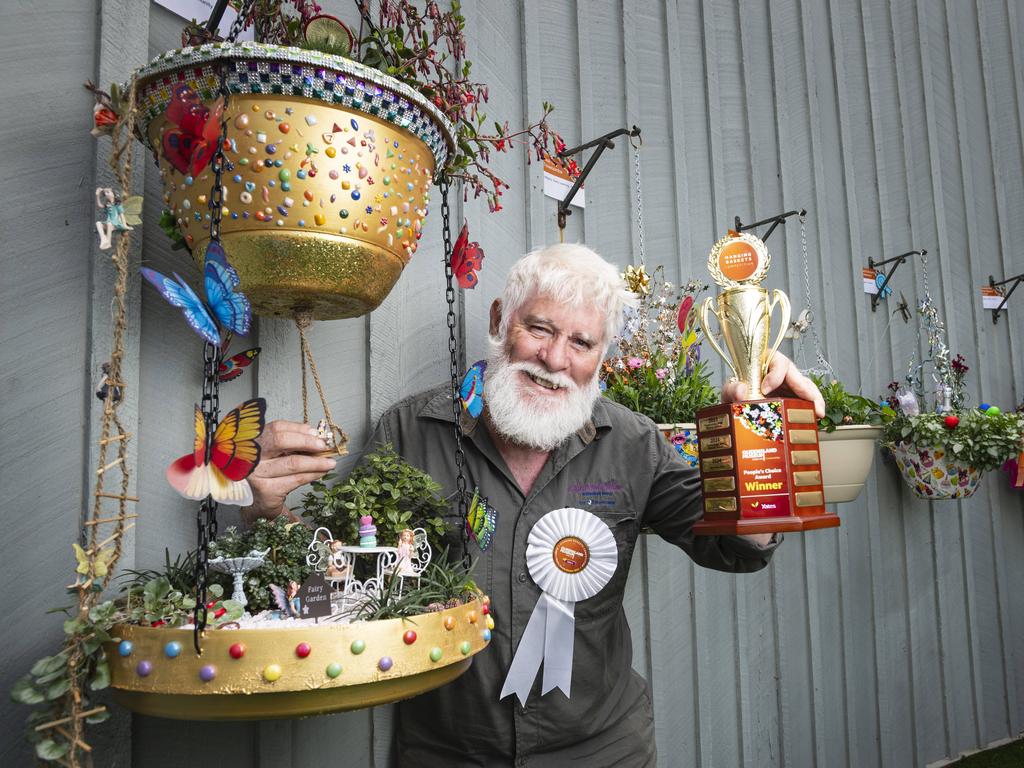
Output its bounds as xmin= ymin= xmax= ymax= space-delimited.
xmin=194 ymin=341 xmax=221 ymax=653
xmin=797 ymin=214 xmax=835 ymax=379
xmin=439 ymin=179 xmax=471 ymax=569
xmin=632 ymin=141 xmax=646 ymax=266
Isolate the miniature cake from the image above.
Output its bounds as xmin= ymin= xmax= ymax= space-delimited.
xmin=358 ymin=515 xmax=377 ymax=547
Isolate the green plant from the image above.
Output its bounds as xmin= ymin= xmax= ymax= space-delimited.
xmin=810 ymin=374 xmax=883 ymax=432
xmin=208 ymin=518 xmax=315 ymax=613
xmin=601 ymin=266 xmax=718 ymax=424
xmin=355 ymin=548 xmax=478 ymax=621
xmin=880 ymin=407 xmax=1024 ymax=472
xmin=300 ymin=443 xmax=449 ymax=551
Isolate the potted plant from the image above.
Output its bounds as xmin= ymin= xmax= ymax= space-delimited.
xmin=119 ymin=0 xmax=564 ymax=319
xmin=810 ymin=374 xmax=884 ymax=503
xmin=601 ymin=266 xmax=719 ymax=468
xmin=881 ymin=355 xmax=1024 ymax=499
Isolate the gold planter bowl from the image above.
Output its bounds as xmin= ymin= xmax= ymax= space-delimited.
xmin=134 ymin=43 xmax=454 ymax=320
xmin=105 ymin=597 xmax=492 ymax=720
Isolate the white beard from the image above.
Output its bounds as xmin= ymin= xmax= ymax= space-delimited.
xmin=484 ymin=338 xmax=600 ymax=451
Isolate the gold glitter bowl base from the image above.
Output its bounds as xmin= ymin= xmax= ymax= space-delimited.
xmin=106 ymin=597 xmax=492 ymax=720
xmin=220 ymin=230 xmax=405 ymax=319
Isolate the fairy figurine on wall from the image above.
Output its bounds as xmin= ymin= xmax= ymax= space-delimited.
xmin=95 ymin=187 xmax=142 ymax=250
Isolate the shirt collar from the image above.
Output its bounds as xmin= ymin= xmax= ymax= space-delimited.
xmin=417 ymin=387 xmax=613 ymax=445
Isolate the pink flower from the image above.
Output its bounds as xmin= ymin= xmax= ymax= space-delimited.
xmin=627 ymin=357 xmax=644 ymax=369
xmin=655 ymin=368 xmax=668 ymax=380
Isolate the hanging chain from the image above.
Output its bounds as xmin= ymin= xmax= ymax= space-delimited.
xmin=439 ymin=178 xmax=471 ymax=569
xmin=797 ymin=214 xmax=835 ymax=379
xmin=193 ymin=342 xmax=221 ymax=653
xmin=631 ymin=140 xmax=646 ymax=266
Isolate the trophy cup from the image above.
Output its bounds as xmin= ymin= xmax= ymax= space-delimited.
xmin=693 ymin=231 xmax=837 ymax=535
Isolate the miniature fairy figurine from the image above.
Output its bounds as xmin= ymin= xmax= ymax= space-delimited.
xmin=396 ymin=528 xmax=417 ymax=577
xmin=325 ymin=539 xmax=351 ymax=583
xmin=95 ymin=187 xmax=142 ymax=250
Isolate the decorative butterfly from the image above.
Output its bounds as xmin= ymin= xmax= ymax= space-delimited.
xmin=140 ymin=268 xmax=220 ymax=345
xmin=451 ymin=222 xmax=485 ymax=289
xmin=161 ymin=84 xmax=224 ymax=176
xmin=166 ymin=398 xmax=267 ymax=506
xmin=677 ymin=295 xmax=695 ymax=335
xmin=141 ymin=241 xmax=252 ymax=344
xmin=72 ymin=543 xmax=116 ymax=588
xmin=466 ymin=489 xmax=497 ymax=552
xmin=785 ymin=308 xmax=813 ymax=339
xmin=218 ymin=347 xmax=261 ymax=383
xmin=460 ymin=360 xmax=487 ymax=418
xmin=203 ymin=241 xmax=252 ymax=336
xmin=874 ymin=273 xmax=893 ymax=299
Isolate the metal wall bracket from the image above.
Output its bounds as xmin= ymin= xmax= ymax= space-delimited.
xmin=988 ymin=272 xmax=1023 ymax=325
xmin=734 ymin=208 xmax=806 ymax=242
xmin=867 ymin=249 xmax=926 ymax=312
xmin=556 ymin=125 xmax=641 ymax=232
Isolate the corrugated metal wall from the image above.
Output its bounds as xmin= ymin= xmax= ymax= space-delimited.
xmin=3 ymin=1 xmax=1024 ymax=766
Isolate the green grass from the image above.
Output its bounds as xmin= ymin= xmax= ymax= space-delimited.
xmin=951 ymin=738 xmax=1024 ymax=767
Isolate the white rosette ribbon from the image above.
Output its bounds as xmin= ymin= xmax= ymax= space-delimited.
xmin=499 ymin=507 xmax=618 ymax=705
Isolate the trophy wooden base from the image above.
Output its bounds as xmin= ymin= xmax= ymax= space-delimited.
xmin=693 ymin=397 xmax=839 ymax=536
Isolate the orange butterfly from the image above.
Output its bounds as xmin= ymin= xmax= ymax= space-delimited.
xmin=166 ymin=398 xmax=266 ymax=506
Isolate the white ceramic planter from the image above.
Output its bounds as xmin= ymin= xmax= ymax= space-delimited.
xmin=818 ymin=425 xmax=882 ymax=503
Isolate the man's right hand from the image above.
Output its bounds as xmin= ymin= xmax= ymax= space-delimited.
xmin=243 ymin=420 xmax=338 ymax=524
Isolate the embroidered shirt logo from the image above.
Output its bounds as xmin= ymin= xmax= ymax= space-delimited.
xmin=570 ymin=480 xmax=623 ymax=510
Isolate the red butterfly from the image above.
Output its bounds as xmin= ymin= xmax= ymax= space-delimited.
xmin=451 ymin=222 xmax=485 ymax=289
xmin=166 ymin=399 xmax=266 ymax=506
xmin=677 ymin=295 xmax=694 ymax=334
xmin=161 ymin=84 xmax=224 ymax=176
xmin=218 ymin=347 xmax=261 ymax=383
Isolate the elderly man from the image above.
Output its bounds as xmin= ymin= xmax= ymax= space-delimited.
xmin=243 ymin=243 xmax=824 ymax=767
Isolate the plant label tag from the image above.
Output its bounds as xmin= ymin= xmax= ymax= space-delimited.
xmin=298 ymin=572 xmax=331 ymax=618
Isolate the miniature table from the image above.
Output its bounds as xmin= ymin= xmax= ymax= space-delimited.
xmin=331 ymin=545 xmax=399 ymax=616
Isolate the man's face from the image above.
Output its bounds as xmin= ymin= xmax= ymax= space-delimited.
xmin=484 ymin=293 xmax=606 ymax=451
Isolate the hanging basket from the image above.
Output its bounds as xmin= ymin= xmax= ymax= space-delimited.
xmin=132 ymin=42 xmax=455 ymax=320
xmin=888 ymin=441 xmax=984 ymax=500
xmin=656 ymin=423 xmax=699 ymax=469
xmin=105 ymin=596 xmax=491 ymax=720
xmin=818 ymin=425 xmax=882 ymax=503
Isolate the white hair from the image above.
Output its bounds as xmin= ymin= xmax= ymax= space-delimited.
xmin=497 ymin=243 xmax=637 ymax=349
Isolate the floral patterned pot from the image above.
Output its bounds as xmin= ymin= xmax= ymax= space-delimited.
xmin=132 ymin=42 xmax=454 ymax=320
xmin=818 ymin=425 xmax=881 ymax=503
xmin=657 ymin=423 xmax=698 ymax=469
xmin=889 ymin=442 xmax=984 ymax=499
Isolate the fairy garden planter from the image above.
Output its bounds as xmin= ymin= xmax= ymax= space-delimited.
xmin=133 ymin=41 xmax=455 ymax=319
xmin=601 ymin=266 xmax=718 ymax=469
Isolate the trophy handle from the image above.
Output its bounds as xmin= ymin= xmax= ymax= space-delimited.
xmin=699 ymin=297 xmax=739 ymax=379
xmin=764 ymin=289 xmax=791 ymax=373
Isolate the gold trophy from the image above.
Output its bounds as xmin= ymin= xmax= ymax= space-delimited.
xmin=693 ymin=231 xmax=837 ymax=535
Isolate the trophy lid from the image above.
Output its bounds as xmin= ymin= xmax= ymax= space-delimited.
xmin=707 ymin=231 xmax=771 ymax=288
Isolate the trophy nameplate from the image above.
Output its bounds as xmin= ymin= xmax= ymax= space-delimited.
xmin=693 ymin=231 xmax=837 ymax=535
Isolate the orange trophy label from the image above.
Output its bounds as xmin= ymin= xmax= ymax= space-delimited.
xmin=552 ymin=536 xmax=590 ymax=574
xmin=718 ymin=240 xmax=760 ymax=282
xmin=731 ymin=402 xmax=791 ymax=518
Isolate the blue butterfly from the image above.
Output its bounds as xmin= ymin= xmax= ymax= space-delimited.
xmin=140 ymin=268 xmax=220 ymax=344
xmin=140 ymin=241 xmax=251 ymax=344
xmin=203 ymin=241 xmax=251 ymax=336
xmin=460 ymin=360 xmax=486 ymax=418
xmin=875 ymin=273 xmax=893 ymax=299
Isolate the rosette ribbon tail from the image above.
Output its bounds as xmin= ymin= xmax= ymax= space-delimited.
xmin=500 ymin=593 xmax=576 ymax=705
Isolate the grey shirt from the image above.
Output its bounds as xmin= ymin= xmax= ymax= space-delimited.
xmin=371 ymin=384 xmax=780 ymax=767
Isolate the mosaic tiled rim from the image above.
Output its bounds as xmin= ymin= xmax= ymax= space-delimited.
xmin=130 ymin=41 xmax=455 ymax=170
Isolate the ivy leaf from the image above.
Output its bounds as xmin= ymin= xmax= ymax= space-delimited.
xmin=10 ymin=676 xmax=45 ymax=704
xmin=89 ymin=658 xmax=110 ymax=691
xmin=36 ymin=739 xmax=70 ymax=761
xmin=45 ymin=677 xmax=71 ymax=700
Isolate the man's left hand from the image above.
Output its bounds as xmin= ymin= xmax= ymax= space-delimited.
xmin=719 ymin=352 xmax=823 ymax=546
xmin=719 ymin=352 xmax=825 ymax=418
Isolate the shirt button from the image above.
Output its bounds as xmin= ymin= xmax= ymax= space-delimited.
xmin=517 ymin=572 xmax=528 ymax=583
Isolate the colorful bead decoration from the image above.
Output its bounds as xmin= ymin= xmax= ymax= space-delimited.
xmin=164 ymin=641 xmax=181 ymax=658
xmin=378 ymin=657 xmax=393 ymax=672
xmin=403 ymin=630 xmax=417 ymax=645
xmin=459 ymin=641 xmax=472 ymax=656
xmin=482 ymin=629 xmax=491 ymax=642
xmin=136 ymin=660 xmax=153 ymax=677
xmin=118 ymin=640 xmax=133 ymax=657
xmin=443 ymin=616 xmax=455 ymax=631
xmin=429 ymin=647 xmax=443 ymax=663
xmin=325 ymin=662 xmax=343 ymax=679
xmin=295 ymin=642 xmax=312 ymax=658
xmin=199 ymin=665 xmax=216 ymax=682
xmin=263 ymin=664 xmax=282 ymax=682
xmin=350 ymin=639 xmax=366 ymax=655
xmin=229 ymin=642 xmax=246 ymax=659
